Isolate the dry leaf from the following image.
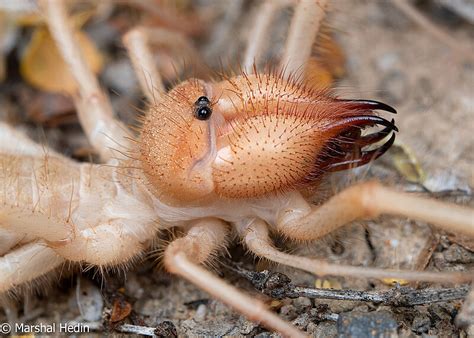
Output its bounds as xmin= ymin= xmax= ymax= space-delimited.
xmin=315 ymin=29 xmax=346 ymax=79
xmin=269 ymin=300 xmax=284 ymax=310
xmin=315 ymin=278 xmax=342 ymax=289
xmin=381 ymin=278 xmax=409 ymax=286
xmin=390 ymin=141 xmax=426 ymax=184
xmin=305 ymin=58 xmax=334 ymax=90
xmin=305 ymin=31 xmax=346 ymax=90
xmin=20 ymin=26 xmax=103 ymax=94
xmin=110 ymin=298 xmax=132 ymax=323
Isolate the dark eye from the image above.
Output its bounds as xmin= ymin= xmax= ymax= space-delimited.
xmin=194 ymin=96 xmax=212 ymax=120
xmin=195 ymin=106 xmax=212 ymax=120
xmin=196 ymin=96 xmax=210 ymax=105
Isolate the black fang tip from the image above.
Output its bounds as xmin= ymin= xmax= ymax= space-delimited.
xmin=356 ymin=120 xmax=394 ymax=147
xmin=325 ymin=132 xmax=396 ymax=172
xmin=339 ymin=99 xmax=397 ymax=114
xmin=329 ymin=115 xmax=399 ymax=133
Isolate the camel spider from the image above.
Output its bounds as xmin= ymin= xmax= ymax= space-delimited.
xmin=1 ymin=0 xmax=473 ymax=336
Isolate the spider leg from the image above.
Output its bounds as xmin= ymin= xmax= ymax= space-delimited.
xmin=242 ymin=182 xmax=473 ymax=282
xmin=280 ymin=0 xmax=329 ymax=80
xmin=163 ymin=218 xmax=305 ymax=338
xmin=241 ymin=219 xmax=473 ymax=284
xmin=124 ymin=26 xmax=206 ymax=104
xmin=1 ymin=202 xmax=153 ymax=267
xmin=0 ymin=224 xmax=39 ymax=258
xmin=0 ymin=229 xmax=24 ymax=256
xmin=40 ymin=0 xmax=131 ymax=162
xmin=123 ymin=27 xmax=165 ymax=104
xmin=0 ymin=207 xmax=71 ymax=245
xmin=277 ymin=181 xmax=474 ymax=240
xmin=0 ymin=241 xmax=65 ymax=293
xmin=0 ymin=122 xmax=63 ymax=158
xmin=243 ymin=0 xmax=288 ymax=73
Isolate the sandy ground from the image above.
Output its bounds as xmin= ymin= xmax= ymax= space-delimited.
xmin=0 ymin=0 xmax=473 ymax=336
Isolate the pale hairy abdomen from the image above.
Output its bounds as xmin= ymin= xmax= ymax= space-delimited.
xmin=0 ymin=154 xmax=79 ymax=242
xmin=0 ymin=154 xmax=158 ymax=266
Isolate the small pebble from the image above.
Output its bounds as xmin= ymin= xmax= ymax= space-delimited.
xmin=292 ymin=312 xmax=310 ymax=330
xmin=443 ymin=244 xmax=474 ymax=264
xmin=411 ymin=314 xmax=431 ymax=334
xmin=293 ymin=297 xmax=312 ymax=312
xmin=337 ymin=310 xmax=398 ymax=338
xmin=194 ymin=304 xmax=207 ymax=322
xmin=312 ymin=322 xmax=338 ymax=338
xmin=154 ymin=320 xmax=177 ymax=338
xmin=279 ymin=304 xmax=297 ymax=321
xmin=238 ymin=318 xmax=259 ymax=335
xmin=76 ymin=277 xmax=103 ymax=322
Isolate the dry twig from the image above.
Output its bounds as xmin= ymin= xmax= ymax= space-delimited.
xmin=223 ymin=259 xmax=471 ymax=306
xmin=67 ymin=321 xmax=177 ymax=337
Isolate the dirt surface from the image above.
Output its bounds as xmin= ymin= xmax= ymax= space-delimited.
xmin=0 ymin=0 xmax=473 ymax=337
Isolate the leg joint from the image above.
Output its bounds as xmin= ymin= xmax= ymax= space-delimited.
xmin=348 ymin=180 xmax=383 ymax=218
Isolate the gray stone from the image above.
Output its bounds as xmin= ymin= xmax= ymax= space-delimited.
xmin=411 ymin=314 xmax=431 ymax=334
xmin=337 ymin=310 xmax=398 ymax=338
